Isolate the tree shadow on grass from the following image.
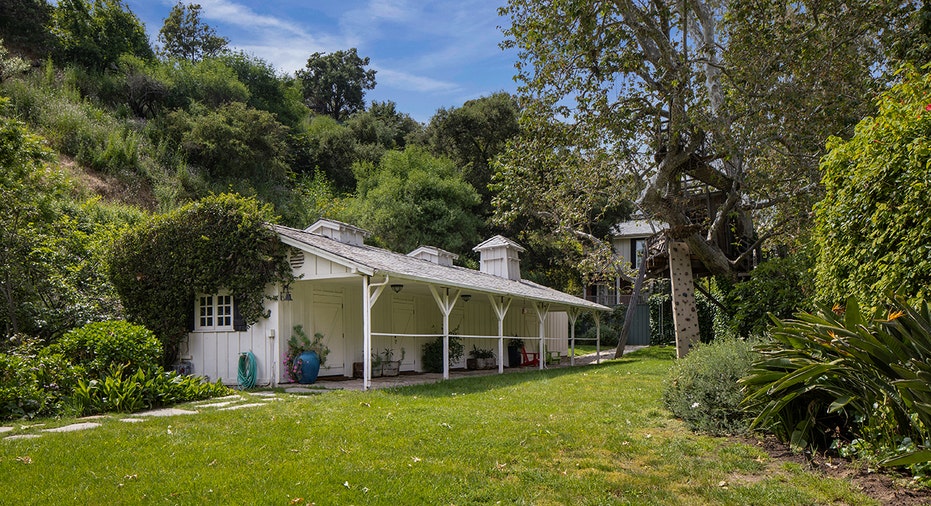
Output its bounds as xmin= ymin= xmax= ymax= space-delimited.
xmin=386 ymin=346 xmax=675 ymax=398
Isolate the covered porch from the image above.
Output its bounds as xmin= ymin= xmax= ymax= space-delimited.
xmin=276 ymin=272 xmax=610 ymax=390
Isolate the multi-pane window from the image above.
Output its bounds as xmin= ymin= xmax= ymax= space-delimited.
xmin=196 ymin=294 xmax=233 ymax=331
xmin=630 ymin=239 xmax=645 ymax=269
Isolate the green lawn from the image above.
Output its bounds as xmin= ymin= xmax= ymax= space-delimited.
xmin=0 ymin=347 xmax=878 ymax=505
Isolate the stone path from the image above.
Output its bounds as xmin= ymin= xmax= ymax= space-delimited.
xmin=1 ymin=392 xmax=282 ymax=442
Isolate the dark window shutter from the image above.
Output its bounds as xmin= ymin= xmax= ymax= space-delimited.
xmin=232 ymin=296 xmax=247 ymax=331
xmin=187 ymin=297 xmax=196 ymax=332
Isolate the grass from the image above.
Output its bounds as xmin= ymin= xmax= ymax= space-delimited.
xmin=0 ymin=347 xmax=879 ymax=505
xmin=572 ymin=343 xmax=601 ymax=355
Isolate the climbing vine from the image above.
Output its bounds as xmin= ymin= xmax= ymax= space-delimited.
xmin=109 ymin=193 xmax=290 ymax=365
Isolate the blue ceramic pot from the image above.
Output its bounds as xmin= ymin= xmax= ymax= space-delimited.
xmin=298 ymin=350 xmax=320 ymax=384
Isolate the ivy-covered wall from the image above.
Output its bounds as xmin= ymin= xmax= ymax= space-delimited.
xmin=109 ymin=193 xmax=290 ymax=365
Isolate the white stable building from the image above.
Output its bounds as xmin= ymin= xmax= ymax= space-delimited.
xmin=183 ymin=219 xmax=611 ymax=389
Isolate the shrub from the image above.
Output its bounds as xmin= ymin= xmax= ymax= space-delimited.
xmin=717 ymin=252 xmax=813 ymax=338
xmin=109 ymin=193 xmax=291 ymax=366
xmin=742 ymin=295 xmax=931 ymax=468
xmin=421 ymin=335 xmax=464 ymax=373
xmin=70 ymin=363 xmax=230 ymax=416
xmin=0 ymin=339 xmax=79 ymax=420
xmin=56 ymin=320 xmax=161 ymax=378
xmin=814 ymin=67 xmax=931 ymax=308
xmin=663 ymin=337 xmax=757 ymax=435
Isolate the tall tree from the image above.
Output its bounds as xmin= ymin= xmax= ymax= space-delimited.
xmin=0 ymin=0 xmax=54 ymax=55
xmin=158 ymin=2 xmax=228 ymax=63
xmin=297 ymin=48 xmax=376 ymax=121
xmin=496 ymin=0 xmax=901 ymax=281
xmin=426 ymin=92 xmax=519 ymax=211
xmin=344 ymin=146 xmax=482 ymax=254
xmin=51 ymin=0 xmax=153 ymax=70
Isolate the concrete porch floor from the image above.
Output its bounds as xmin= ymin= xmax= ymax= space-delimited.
xmin=282 ymin=348 xmax=640 ymax=392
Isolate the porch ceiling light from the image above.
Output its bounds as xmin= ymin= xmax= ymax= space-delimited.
xmin=461 ymin=294 xmax=472 ymax=302
xmin=282 ymin=284 xmax=293 ymax=301
xmin=391 ymin=284 xmax=404 ymax=293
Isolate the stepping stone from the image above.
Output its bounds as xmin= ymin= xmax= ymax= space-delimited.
xmin=136 ymin=408 xmax=198 ymax=417
xmin=197 ymin=401 xmax=237 ymax=408
xmin=251 ymin=392 xmax=276 ymax=397
xmin=258 ymin=397 xmax=282 ymax=401
xmin=120 ymin=418 xmax=145 ymax=423
xmin=215 ymin=394 xmax=242 ymax=401
xmin=0 ymin=427 xmax=13 ymax=434
xmin=43 ymin=422 xmax=100 ymax=433
xmin=79 ymin=415 xmax=108 ymax=420
xmin=218 ymin=403 xmax=265 ymax=411
xmin=4 ymin=434 xmax=41 ymax=441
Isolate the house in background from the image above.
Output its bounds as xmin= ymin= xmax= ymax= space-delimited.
xmin=183 ymin=219 xmax=611 ymax=389
xmin=583 ymin=217 xmax=667 ymax=347
xmin=585 ymin=217 xmax=667 ymax=307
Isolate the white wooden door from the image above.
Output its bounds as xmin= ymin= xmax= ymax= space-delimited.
xmin=392 ymin=298 xmax=415 ymax=366
xmin=313 ymin=290 xmax=345 ymax=374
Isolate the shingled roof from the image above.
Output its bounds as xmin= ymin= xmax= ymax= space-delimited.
xmin=272 ymin=224 xmax=610 ymax=313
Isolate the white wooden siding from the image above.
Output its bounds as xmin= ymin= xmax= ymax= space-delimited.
xmin=185 ymin=289 xmax=279 ymax=386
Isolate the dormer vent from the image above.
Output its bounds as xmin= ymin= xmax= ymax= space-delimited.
xmin=408 ymin=246 xmax=459 ymax=267
xmin=473 ymin=235 xmax=525 ymax=281
xmin=305 ymin=219 xmax=369 ymax=246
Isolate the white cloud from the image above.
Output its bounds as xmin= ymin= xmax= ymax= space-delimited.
xmin=373 ymin=68 xmax=460 ymax=94
xmin=196 ymin=0 xmax=309 ymax=38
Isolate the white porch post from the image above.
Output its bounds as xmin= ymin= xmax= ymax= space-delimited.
xmin=430 ymin=286 xmax=460 ymax=380
xmin=488 ymin=295 xmax=512 ymax=374
xmin=362 ymin=276 xmax=371 ymax=390
xmin=533 ymin=302 xmax=549 ymax=370
xmin=595 ymin=311 xmax=602 ymax=364
xmin=567 ymin=307 xmax=581 ymax=367
xmin=363 ymin=276 xmax=389 ymax=391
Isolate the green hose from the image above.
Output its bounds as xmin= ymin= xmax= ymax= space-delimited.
xmin=238 ymin=351 xmax=257 ymax=389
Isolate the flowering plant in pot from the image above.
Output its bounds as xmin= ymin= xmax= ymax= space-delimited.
xmin=284 ymin=325 xmax=329 ymax=383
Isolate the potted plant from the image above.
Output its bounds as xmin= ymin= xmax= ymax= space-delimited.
xmin=381 ymin=347 xmax=405 ymax=376
xmin=469 ymin=345 xmax=495 ymax=369
xmin=507 ymin=338 xmax=523 ymax=368
xmin=284 ymin=325 xmax=329 ymax=384
xmin=370 ymin=351 xmax=384 ymax=378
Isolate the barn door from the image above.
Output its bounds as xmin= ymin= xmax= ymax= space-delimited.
xmin=313 ymin=290 xmax=345 ymax=373
xmin=392 ymin=298 xmax=415 ymax=366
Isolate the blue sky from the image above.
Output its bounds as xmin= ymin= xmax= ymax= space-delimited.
xmin=123 ymin=0 xmax=519 ymax=123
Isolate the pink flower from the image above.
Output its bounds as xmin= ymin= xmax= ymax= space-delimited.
xmin=925 ymin=104 xmax=931 ymax=111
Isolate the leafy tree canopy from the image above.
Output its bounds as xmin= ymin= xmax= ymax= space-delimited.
xmin=109 ymin=193 xmax=290 ymax=364
xmin=51 ymin=0 xmax=154 ymax=70
xmin=158 ymin=2 xmax=228 ymax=63
xmin=163 ymin=101 xmax=290 ymax=183
xmin=298 ymin=48 xmax=376 ymax=121
xmin=426 ymin=92 xmax=519 ymax=210
xmin=0 ymin=0 xmax=54 ymax=55
xmin=496 ymin=0 xmax=901 ymax=281
xmin=218 ymin=51 xmax=308 ymax=127
xmin=344 ymin=146 xmax=482 ymax=255
xmin=814 ymin=66 xmax=931 ymax=308
xmin=0 ymin=100 xmax=134 ymax=339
